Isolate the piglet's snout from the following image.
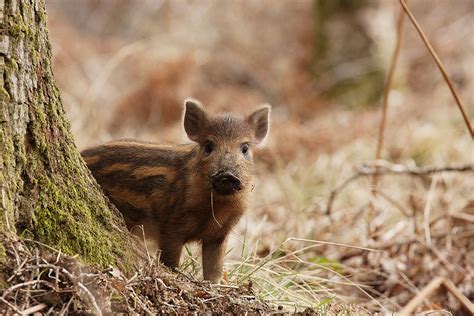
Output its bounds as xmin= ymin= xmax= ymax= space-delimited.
xmin=211 ymin=171 xmax=242 ymax=195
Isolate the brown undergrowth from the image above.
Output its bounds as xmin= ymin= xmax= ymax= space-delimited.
xmin=0 ymin=236 xmax=276 ymax=314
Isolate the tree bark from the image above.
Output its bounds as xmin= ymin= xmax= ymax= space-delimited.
xmin=0 ymin=0 xmax=140 ymax=273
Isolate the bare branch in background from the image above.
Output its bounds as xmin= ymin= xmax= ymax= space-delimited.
xmin=326 ymin=161 xmax=473 ymax=215
xmin=373 ymin=4 xmax=406 ymax=187
xmin=399 ymin=0 xmax=474 ymax=138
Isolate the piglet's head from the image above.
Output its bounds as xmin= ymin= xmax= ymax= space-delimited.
xmin=183 ymin=99 xmax=270 ymax=195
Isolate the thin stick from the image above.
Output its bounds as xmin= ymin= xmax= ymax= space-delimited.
xmin=0 ymin=297 xmax=22 ymax=313
xmin=358 ymin=161 xmax=473 ymax=176
xmin=399 ymin=0 xmax=473 ymax=138
xmin=59 ymin=296 xmax=74 ymax=316
xmin=373 ymin=4 xmax=406 ymax=186
xmin=326 ymin=173 xmax=361 ymax=215
xmin=420 ymin=237 xmax=463 ymax=274
xmin=399 ymin=276 xmax=444 ymax=315
xmin=374 ymin=189 xmax=411 ymax=217
xmin=78 ymin=282 xmax=102 ymax=316
xmin=211 ymin=284 xmax=240 ymax=289
xmin=19 ymin=303 xmax=47 ymax=315
xmin=1 ymin=280 xmax=57 ymax=298
xmin=423 ymin=175 xmax=439 ymax=246
xmin=442 ymin=279 xmax=474 ymax=313
xmin=450 ymin=211 xmax=474 ymax=223
xmin=400 ymin=277 xmax=474 ymax=315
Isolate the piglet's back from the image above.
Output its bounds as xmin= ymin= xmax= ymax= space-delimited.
xmin=81 ymin=140 xmax=194 ymax=228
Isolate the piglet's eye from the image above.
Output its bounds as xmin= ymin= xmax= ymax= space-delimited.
xmin=241 ymin=143 xmax=249 ymax=155
xmin=203 ymin=141 xmax=214 ymax=155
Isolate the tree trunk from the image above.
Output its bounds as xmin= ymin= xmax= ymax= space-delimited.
xmin=0 ymin=0 xmax=140 ymax=273
xmin=314 ymin=0 xmax=386 ymax=109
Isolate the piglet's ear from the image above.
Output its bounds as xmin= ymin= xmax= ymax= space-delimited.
xmin=247 ymin=105 xmax=270 ymax=144
xmin=183 ymin=99 xmax=208 ymax=142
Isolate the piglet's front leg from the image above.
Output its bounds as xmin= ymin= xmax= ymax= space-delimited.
xmin=202 ymin=237 xmax=227 ymax=283
xmin=159 ymin=237 xmax=184 ymax=270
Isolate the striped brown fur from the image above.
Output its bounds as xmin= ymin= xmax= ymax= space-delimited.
xmin=81 ymin=99 xmax=270 ymax=283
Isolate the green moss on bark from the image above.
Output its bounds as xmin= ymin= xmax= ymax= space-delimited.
xmin=32 ymin=177 xmax=132 ymax=270
xmin=0 ymin=87 xmax=10 ymax=101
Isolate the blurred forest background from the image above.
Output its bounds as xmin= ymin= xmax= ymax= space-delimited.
xmin=45 ymin=0 xmax=473 ymax=313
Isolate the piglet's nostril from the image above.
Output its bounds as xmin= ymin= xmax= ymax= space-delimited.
xmin=218 ymin=172 xmax=240 ymax=184
xmin=211 ymin=171 xmax=242 ymax=194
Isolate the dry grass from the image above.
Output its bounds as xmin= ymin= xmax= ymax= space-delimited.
xmin=43 ymin=0 xmax=474 ymax=313
xmin=223 ymin=142 xmax=472 ymax=313
xmin=0 ymin=236 xmax=276 ymax=314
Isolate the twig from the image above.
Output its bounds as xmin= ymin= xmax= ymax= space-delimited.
xmin=399 ymin=0 xmax=474 ymax=138
xmin=421 ymin=238 xmax=464 ymax=274
xmin=450 ymin=211 xmax=474 ymax=223
xmin=2 ymin=280 xmax=57 ymax=299
xmin=0 ymin=297 xmax=22 ymax=313
xmin=23 ymin=238 xmax=64 ymax=255
xmin=326 ymin=173 xmax=361 ymax=215
xmin=358 ymin=161 xmax=473 ymax=176
xmin=423 ymin=175 xmax=439 ymax=246
xmin=78 ymin=282 xmax=102 ymax=316
xmin=374 ymin=189 xmax=411 ymax=217
xmin=59 ymin=296 xmax=74 ymax=316
xmin=399 ymin=277 xmax=444 ymax=316
xmin=373 ymin=3 xmax=406 ymax=187
xmin=19 ymin=303 xmax=47 ymax=315
xmin=442 ymin=279 xmax=474 ymax=314
xmin=202 ymin=295 xmax=224 ymax=303
xmin=155 ymin=278 xmax=168 ymax=290
xmin=326 ymin=162 xmax=473 ymax=214
xmin=211 ymin=284 xmax=240 ymax=289
xmin=7 ymin=257 xmax=28 ymax=282
xmin=399 ymin=277 xmax=474 ymax=315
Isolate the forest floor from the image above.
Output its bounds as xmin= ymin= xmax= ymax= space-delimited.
xmin=0 ymin=237 xmax=274 ymax=314
xmin=1 ymin=236 xmax=365 ymax=314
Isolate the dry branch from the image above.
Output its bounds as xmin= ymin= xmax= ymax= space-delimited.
xmin=326 ymin=161 xmax=473 ymax=214
xmin=19 ymin=303 xmax=47 ymax=315
xmin=399 ymin=0 xmax=474 ymax=138
xmin=357 ymin=162 xmax=473 ymax=176
xmin=442 ymin=279 xmax=474 ymax=314
xmin=399 ymin=277 xmax=474 ymax=315
xmin=373 ymin=4 xmax=406 ymax=186
xmin=77 ymin=282 xmax=102 ymax=316
xmin=450 ymin=211 xmax=474 ymax=223
xmin=398 ymin=277 xmax=444 ymax=316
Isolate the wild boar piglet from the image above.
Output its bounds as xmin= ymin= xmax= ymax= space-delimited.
xmin=82 ymin=99 xmax=270 ymax=283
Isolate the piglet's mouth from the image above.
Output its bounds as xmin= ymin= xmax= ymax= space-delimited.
xmin=210 ymin=171 xmax=243 ymax=195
